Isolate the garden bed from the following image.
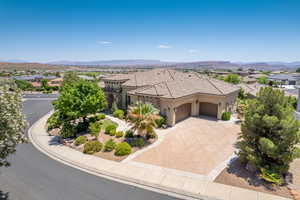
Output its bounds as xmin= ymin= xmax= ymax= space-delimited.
xmin=214 ymin=159 xmax=292 ymax=198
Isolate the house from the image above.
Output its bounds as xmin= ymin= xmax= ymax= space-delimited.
xmin=103 ymin=69 xmax=240 ymax=126
xmin=48 ymin=78 xmax=63 ymax=87
xmin=268 ymin=74 xmax=300 ymax=87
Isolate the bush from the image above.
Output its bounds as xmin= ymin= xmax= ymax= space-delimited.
xmin=146 ymin=132 xmax=157 ymax=140
xmin=155 ymin=116 xmax=166 ymax=128
xmin=125 ymin=130 xmax=134 ymax=138
xmin=221 ymin=111 xmax=231 ymax=121
xmin=47 ymin=111 xmax=62 ymax=131
xmin=75 ymin=121 xmax=89 ymax=133
xmin=105 ymin=124 xmax=117 ymax=135
xmin=132 ymin=138 xmax=145 ymax=148
xmin=113 ymin=109 xmax=124 ymax=119
xmin=109 ymin=129 xmax=116 ymax=136
xmin=88 ymin=116 xmax=98 ymax=123
xmin=60 ymin=122 xmax=76 ymax=139
xmin=260 ymin=168 xmax=283 ymax=185
xmin=83 ymin=141 xmax=103 ymax=154
xmin=115 ymin=142 xmax=132 ymax=156
xmin=96 ymin=113 xmax=106 ymax=120
xmin=89 ymin=122 xmax=101 ymax=137
xmin=115 ymin=131 xmax=124 ymax=138
xmin=104 ymin=139 xmax=116 ymax=152
xmin=74 ymin=136 xmax=87 ymax=146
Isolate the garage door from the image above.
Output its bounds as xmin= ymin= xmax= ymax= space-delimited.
xmin=199 ymin=102 xmax=218 ymax=118
xmin=175 ymin=103 xmax=191 ymax=123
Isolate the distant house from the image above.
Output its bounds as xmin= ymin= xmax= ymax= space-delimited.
xmin=103 ymin=68 xmax=240 ymax=126
xmin=48 ymin=78 xmax=63 ymax=87
xmin=13 ymin=75 xmax=57 ymax=82
xmin=268 ymin=74 xmax=300 ymax=86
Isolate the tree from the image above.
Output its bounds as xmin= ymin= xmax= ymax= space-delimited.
xmin=296 ymin=67 xmax=300 ymax=73
xmin=41 ymin=79 xmax=49 ymax=90
xmin=236 ymin=87 xmax=300 ymax=184
xmin=257 ymin=76 xmax=268 ymax=85
xmin=224 ymin=74 xmax=241 ymax=84
xmin=111 ymin=101 xmax=118 ymax=113
xmin=53 ymin=80 xmax=107 ymax=123
xmin=0 ymin=86 xmax=27 ymax=166
xmin=61 ymin=71 xmax=80 ymax=90
xmin=238 ymin=88 xmax=246 ymax=100
xmin=14 ymin=79 xmax=34 ymax=91
xmin=127 ymin=102 xmax=160 ymax=137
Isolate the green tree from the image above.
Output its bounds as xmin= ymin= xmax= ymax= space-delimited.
xmin=257 ymin=76 xmax=268 ymax=84
xmin=296 ymin=67 xmax=300 ymax=73
xmin=0 ymin=86 xmax=27 ymax=166
xmin=14 ymin=79 xmax=34 ymax=91
xmin=41 ymin=79 xmax=49 ymax=90
xmin=236 ymin=87 xmax=300 ymax=183
xmin=224 ymin=74 xmax=241 ymax=84
xmin=238 ymin=88 xmax=246 ymax=100
xmin=127 ymin=102 xmax=160 ymax=137
xmin=61 ymin=71 xmax=80 ymax=90
xmin=54 ymin=80 xmax=107 ymax=123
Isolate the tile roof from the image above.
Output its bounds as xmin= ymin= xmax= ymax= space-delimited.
xmin=121 ymin=69 xmax=240 ymax=98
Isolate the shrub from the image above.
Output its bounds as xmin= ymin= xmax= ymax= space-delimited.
xmin=89 ymin=122 xmax=101 ymax=137
xmin=125 ymin=130 xmax=134 ymax=138
xmin=109 ymin=129 xmax=116 ymax=136
xmin=47 ymin=111 xmax=62 ymax=131
xmin=83 ymin=141 xmax=103 ymax=154
xmin=260 ymin=168 xmax=283 ymax=185
xmin=132 ymin=138 xmax=145 ymax=148
xmin=60 ymin=122 xmax=76 ymax=139
xmin=113 ymin=109 xmax=124 ymax=119
xmin=96 ymin=113 xmax=106 ymax=120
xmin=74 ymin=135 xmax=87 ymax=146
xmin=221 ymin=111 xmax=231 ymax=121
xmin=104 ymin=139 xmax=116 ymax=152
xmin=75 ymin=121 xmax=89 ymax=133
xmin=105 ymin=124 xmax=117 ymax=135
xmin=115 ymin=131 xmax=124 ymax=138
xmin=115 ymin=142 xmax=132 ymax=156
xmin=111 ymin=101 xmax=118 ymax=113
xmin=155 ymin=116 xmax=166 ymax=128
xmin=88 ymin=116 xmax=98 ymax=123
xmin=146 ymin=132 xmax=157 ymax=140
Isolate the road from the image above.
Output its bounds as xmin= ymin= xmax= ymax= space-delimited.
xmin=0 ymin=94 xmax=182 ymax=200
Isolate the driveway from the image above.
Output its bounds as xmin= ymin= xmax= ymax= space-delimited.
xmin=132 ymin=117 xmax=240 ymax=177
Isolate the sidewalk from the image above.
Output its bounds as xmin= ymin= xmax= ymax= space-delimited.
xmin=28 ymin=112 xmax=291 ymax=200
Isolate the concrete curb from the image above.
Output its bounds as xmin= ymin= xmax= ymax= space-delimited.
xmin=28 ymin=112 xmax=291 ymax=200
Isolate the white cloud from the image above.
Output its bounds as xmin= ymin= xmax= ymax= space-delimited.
xmin=157 ymin=44 xmax=171 ymax=49
xmin=97 ymin=41 xmax=112 ymax=45
xmin=188 ymin=49 xmax=198 ymax=53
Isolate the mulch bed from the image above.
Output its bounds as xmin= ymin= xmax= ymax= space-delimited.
xmin=214 ymin=159 xmax=292 ymax=198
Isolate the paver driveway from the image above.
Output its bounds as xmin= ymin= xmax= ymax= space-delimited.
xmin=132 ymin=117 xmax=240 ymax=176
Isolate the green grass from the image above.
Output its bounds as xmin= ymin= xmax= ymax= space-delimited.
xmin=100 ymin=119 xmax=118 ymax=130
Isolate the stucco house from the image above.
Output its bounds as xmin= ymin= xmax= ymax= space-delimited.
xmin=103 ymin=69 xmax=239 ymax=126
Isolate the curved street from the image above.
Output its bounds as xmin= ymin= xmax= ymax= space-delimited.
xmin=0 ymin=94 xmax=182 ymax=200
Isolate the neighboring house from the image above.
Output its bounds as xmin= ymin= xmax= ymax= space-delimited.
xmin=31 ymin=81 xmax=41 ymax=87
xmin=238 ymin=83 xmax=264 ymax=98
xmin=268 ymin=74 xmax=300 ymax=86
xmin=103 ymin=69 xmax=240 ymax=126
xmin=48 ymin=77 xmax=63 ymax=87
xmin=13 ymin=75 xmax=57 ymax=82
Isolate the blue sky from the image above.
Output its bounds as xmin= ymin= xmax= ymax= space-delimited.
xmin=1 ymin=0 xmax=299 ymax=62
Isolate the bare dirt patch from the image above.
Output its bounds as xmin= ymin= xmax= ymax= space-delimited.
xmin=214 ymin=159 xmax=292 ymax=198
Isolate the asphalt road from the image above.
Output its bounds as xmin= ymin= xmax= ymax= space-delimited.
xmin=0 ymin=94 xmax=182 ymax=200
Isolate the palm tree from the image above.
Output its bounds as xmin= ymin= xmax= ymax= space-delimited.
xmin=127 ymin=102 xmax=160 ymax=137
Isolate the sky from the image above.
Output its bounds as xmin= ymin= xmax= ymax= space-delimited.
xmin=0 ymin=0 xmax=300 ymax=63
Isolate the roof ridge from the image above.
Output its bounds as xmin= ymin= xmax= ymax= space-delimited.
xmin=164 ymin=81 xmax=174 ymax=98
xmin=206 ymin=77 xmax=224 ymax=95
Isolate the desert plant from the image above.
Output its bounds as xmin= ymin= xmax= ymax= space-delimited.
xmin=146 ymin=132 xmax=157 ymax=140
xmin=155 ymin=116 xmax=166 ymax=128
xmin=47 ymin=111 xmax=62 ymax=131
xmin=115 ymin=142 xmax=132 ymax=156
xmin=127 ymin=102 xmax=160 ymax=137
xmin=83 ymin=141 xmax=102 ymax=154
xmin=111 ymin=101 xmax=118 ymax=113
xmin=115 ymin=131 xmax=124 ymax=138
xmin=60 ymin=122 xmax=76 ymax=139
xmin=109 ymin=129 xmax=116 ymax=136
xmin=221 ymin=111 xmax=231 ymax=121
xmin=113 ymin=109 xmax=124 ymax=119
xmin=125 ymin=130 xmax=134 ymax=138
xmin=104 ymin=139 xmax=116 ymax=152
xmin=74 ymin=135 xmax=87 ymax=146
xmin=75 ymin=121 xmax=89 ymax=133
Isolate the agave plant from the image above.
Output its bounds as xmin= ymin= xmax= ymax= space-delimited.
xmin=127 ymin=102 xmax=160 ymax=137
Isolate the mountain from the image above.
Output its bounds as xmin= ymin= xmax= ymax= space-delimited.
xmin=47 ymin=59 xmax=168 ymax=66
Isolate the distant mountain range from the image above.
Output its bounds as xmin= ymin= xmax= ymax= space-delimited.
xmin=1 ymin=59 xmax=300 ymax=71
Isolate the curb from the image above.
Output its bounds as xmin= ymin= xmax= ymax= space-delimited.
xmin=28 ymin=112 xmax=213 ymax=200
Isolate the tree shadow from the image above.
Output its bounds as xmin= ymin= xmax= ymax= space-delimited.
xmin=0 ymin=190 xmax=9 ymax=200
xmin=48 ymin=135 xmax=62 ymax=146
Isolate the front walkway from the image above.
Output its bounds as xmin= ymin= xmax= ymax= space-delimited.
xmin=29 ymin=112 xmax=290 ymax=200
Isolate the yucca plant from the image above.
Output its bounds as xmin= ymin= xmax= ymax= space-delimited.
xmin=127 ymin=102 xmax=160 ymax=137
